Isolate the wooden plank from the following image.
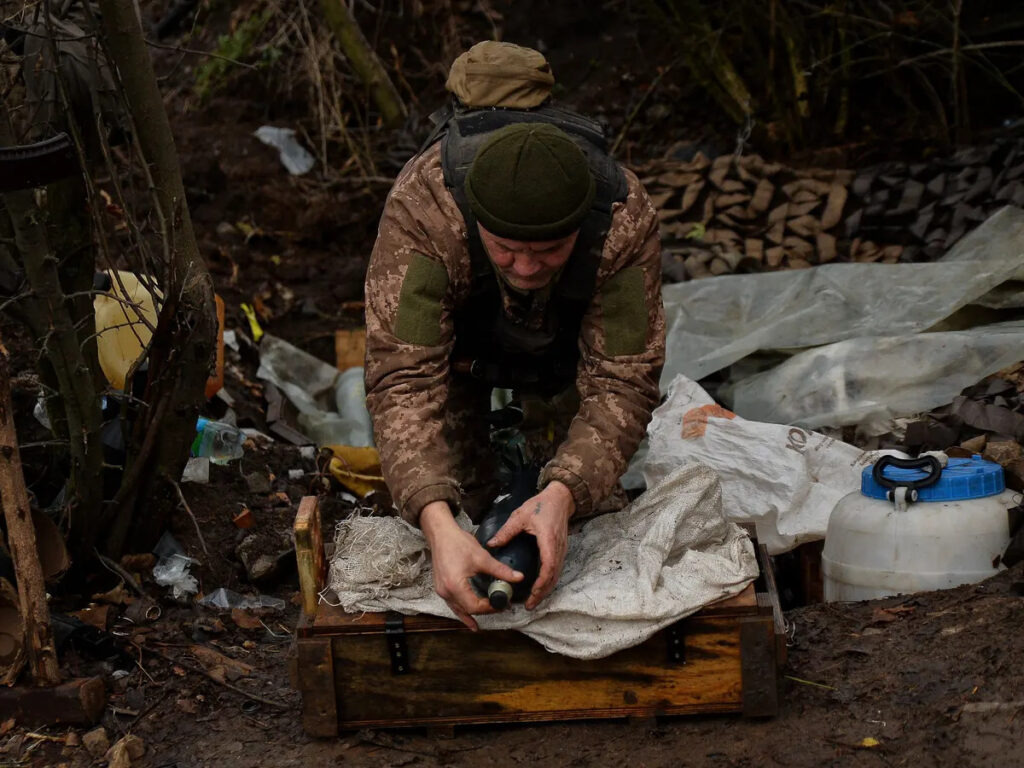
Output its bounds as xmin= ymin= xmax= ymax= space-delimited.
xmin=295 ymin=497 xmax=326 ymax=618
xmin=312 ymin=582 xmax=760 ymax=637
xmin=335 ymin=329 xmax=366 ymax=372
xmin=331 ymin=617 xmax=744 ymax=728
xmin=740 ymin=616 xmax=778 ymax=717
xmin=296 ymin=637 xmax=338 ymax=737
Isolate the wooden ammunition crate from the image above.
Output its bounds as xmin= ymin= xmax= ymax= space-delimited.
xmin=292 ymin=497 xmax=785 ymax=735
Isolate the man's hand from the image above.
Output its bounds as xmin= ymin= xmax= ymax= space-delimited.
xmin=486 ymin=480 xmax=574 ymax=610
xmin=420 ymin=501 xmax=523 ymax=631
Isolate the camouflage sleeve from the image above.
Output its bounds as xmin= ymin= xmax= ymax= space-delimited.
xmin=538 ymin=170 xmax=666 ymax=517
xmin=364 ymin=147 xmax=470 ymax=526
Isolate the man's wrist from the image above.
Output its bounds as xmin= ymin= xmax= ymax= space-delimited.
xmin=543 ymin=480 xmax=576 ymax=518
xmin=420 ymin=500 xmax=456 ymax=542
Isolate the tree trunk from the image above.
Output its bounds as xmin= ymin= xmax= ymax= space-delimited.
xmin=95 ymin=0 xmax=217 ymax=556
xmin=0 ymin=107 xmax=106 ymax=558
xmin=0 ymin=334 xmax=61 ymax=686
xmin=320 ymin=0 xmax=407 ymax=128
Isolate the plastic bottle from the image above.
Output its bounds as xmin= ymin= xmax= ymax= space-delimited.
xmin=191 ymin=417 xmax=245 ymax=465
xmin=471 ymin=464 xmax=541 ymax=610
xmin=333 ymin=366 xmax=375 ymax=447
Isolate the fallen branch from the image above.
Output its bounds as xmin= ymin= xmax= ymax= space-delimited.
xmin=172 ymin=480 xmax=209 ymax=557
xmin=0 ymin=334 xmax=60 ymax=685
xmin=141 ymin=645 xmax=290 ymax=711
xmin=319 ymin=0 xmax=406 ymax=128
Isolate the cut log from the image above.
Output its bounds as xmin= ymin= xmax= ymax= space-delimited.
xmin=790 ymin=189 xmax=819 ymax=204
xmin=819 ymin=185 xmax=848 ymax=229
xmin=787 ymin=215 xmax=820 ymax=238
xmin=781 ymin=236 xmax=814 ymax=259
xmin=648 ymin=190 xmax=676 ymax=209
xmin=684 ymin=254 xmax=713 ymax=279
xmin=0 ymin=678 xmax=105 ymax=726
xmin=720 ymin=205 xmax=756 ymax=221
xmin=766 ymin=219 xmax=786 ymax=245
xmin=749 ymin=179 xmax=774 ymax=213
xmin=815 ymin=232 xmax=837 ymax=262
xmin=679 ymin=182 xmax=705 ymax=213
xmin=925 ymin=174 xmax=947 ymax=198
xmin=786 ymin=201 xmax=820 ymax=218
xmin=744 ymin=238 xmax=764 ymax=262
xmin=767 ymin=204 xmax=790 ymax=223
xmin=709 ymin=258 xmax=730 ymax=276
xmin=656 ymin=171 xmax=704 ymax=187
xmin=765 ymin=247 xmax=785 ymax=267
xmin=715 ymin=193 xmax=750 ymax=208
xmin=708 ymin=156 xmax=732 ymax=189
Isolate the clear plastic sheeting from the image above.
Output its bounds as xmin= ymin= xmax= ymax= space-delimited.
xmin=643 ymin=375 xmax=906 ymax=554
xmin=256 ymin=334 xmax=374 ymax=447
xmin=660 ymin=206 xmax=1024 ymax=386
xmin=729 ymin=322 xmax=1024 ymax=430
xmin=153 ymin=554 xmax=199 ymax=600
xmin=197 ymin=588 xmax=286 ymax=612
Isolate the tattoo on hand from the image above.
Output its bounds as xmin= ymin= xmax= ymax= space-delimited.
xmin=533 ymin=502 xmax=542 ymax=516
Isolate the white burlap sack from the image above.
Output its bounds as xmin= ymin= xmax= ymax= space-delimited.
xmin=326 ymin=463 xmax=757 ymax=659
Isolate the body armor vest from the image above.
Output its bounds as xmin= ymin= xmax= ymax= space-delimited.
xmin=421 ymin=101 xmax=628 ymax=396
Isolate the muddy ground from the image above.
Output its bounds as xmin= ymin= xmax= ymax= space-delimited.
xmin=15 ymin=510 xmax=1024 ymax=768
xmin=4 ymin=1 xmax=1024 ymax=766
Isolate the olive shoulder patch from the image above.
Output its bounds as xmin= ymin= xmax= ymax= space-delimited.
xmin=394 ymin=253 xmax=450 ymax=346
xmin=600 ymin=266 xmax=648 ymax=357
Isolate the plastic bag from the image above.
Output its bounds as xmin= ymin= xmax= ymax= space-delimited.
xmin=333 ymin=367 xmax=375 ymax=447
xmin=197 ymin=588 xmax=286 ymax=611
xmin=660 ymin=206 xmax=1024 ymax=386
xmin=257 ymin=335 xmax=374 ymax=447
xmin=253 ymin=126 xmax=315 ymax=175
xmin=728 ymin=322 xmax=1024 ymax=430
xmin=642 ymin=375 xmax=907 ymax=554
xmin=153 ymin=554 xmax=198 ymax=600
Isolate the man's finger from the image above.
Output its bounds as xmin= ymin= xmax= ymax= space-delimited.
xmin=525 ymin=534 xmax=559 ymax=610
xmin=487 ymin=513 xmax=526 ymax=548
xmin=450 ymin=604 xmax=479 ymax=632
xmin=478 ymin=553 xmax=524 ymax=583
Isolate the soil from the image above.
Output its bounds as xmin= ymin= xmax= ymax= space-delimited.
xmin=4 ymin=2 xmax=1024 ymax=766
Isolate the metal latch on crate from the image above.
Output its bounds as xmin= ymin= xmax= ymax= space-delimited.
xmin=385 ymin=612 xmax=410 ymax=675
xmin=666 ymin=621 xmax=686 ymax=665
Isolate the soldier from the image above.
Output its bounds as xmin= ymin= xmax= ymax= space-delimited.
xmin=364 ymin=42 xmax=665 ymax=629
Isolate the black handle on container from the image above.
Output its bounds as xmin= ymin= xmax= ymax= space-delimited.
xmin=872 ymin=455 xmax=943 ymax=493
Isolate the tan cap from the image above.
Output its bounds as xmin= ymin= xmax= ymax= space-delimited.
xmin=446 ymin=41 xmax=554 ymax=109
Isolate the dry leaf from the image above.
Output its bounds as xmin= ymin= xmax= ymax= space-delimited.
xmin=231 ymin=609 xmax=263 ymax=630
xmin=190 ymin=645 xmax=253 ymax=679
xmin=91 ymin=583 xmax=130 ymax=606
xmin=71 ymin=605 xmax=110 ymax=631
xmin=176 ymin=698 xmax=199 ymax=715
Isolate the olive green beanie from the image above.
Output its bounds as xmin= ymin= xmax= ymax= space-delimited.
xmin=465 ymin=123 xmax=596 ymax=241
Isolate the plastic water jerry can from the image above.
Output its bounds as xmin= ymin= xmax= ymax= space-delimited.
xmin=822 ymin=455 xmax=1009 ymax=602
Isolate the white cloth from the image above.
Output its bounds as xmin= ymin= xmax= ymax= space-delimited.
xmin=643 ymin=375 xmax=907 ymax=554
xmin=326 ymin=464 xmax=758 ymax=660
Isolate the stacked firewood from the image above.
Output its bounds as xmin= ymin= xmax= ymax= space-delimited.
xmin=644 ymin=138 xmax=1024 ymax=281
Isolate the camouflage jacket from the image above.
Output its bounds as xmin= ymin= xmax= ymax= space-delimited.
xmin=365 ymin=143 xmax=666 ymax=526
